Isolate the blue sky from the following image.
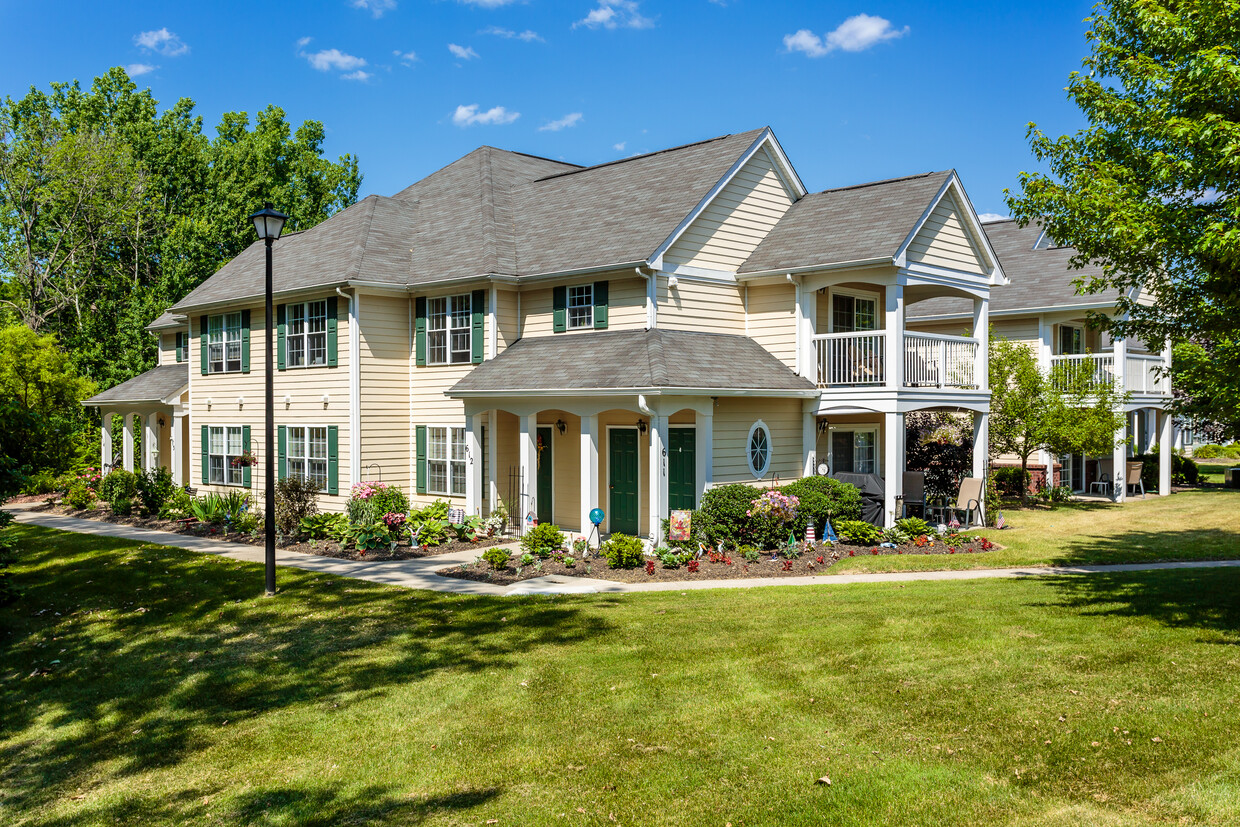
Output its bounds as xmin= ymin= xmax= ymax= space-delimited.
xmin=1 ymin=1 xmax=1098 ymax=219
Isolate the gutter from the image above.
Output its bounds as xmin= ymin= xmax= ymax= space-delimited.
xmin=908 ymin=300 xmax=1120 ymax=323
xmin=735 ymin=256 xmax=892 ymax=280
xmin=447 ymin=386 xmax=821 ymax=400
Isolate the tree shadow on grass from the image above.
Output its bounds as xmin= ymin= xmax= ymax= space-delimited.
xmin=1044 ymin=516 xmax=1240 ymax=567
xmin=0 ymin=527 xmax=603 ymax=821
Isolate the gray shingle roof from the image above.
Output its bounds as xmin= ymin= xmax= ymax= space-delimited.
xmin=169 ymin=132 xmax=767 ymax=312
xmin=739 ymin=171 xmax=952 ymax=274
xmin=83 ymin=364 xmax=188 ymax=406
xmin=449 ymin=329 xmax=816 ymax=395
xmin=145 ymin=311 xmax=186 ymax=331
xmin=907 ymin=219 xmax=1120 ymax=318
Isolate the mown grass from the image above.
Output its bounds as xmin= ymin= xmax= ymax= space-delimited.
xmin=827 ymin=486 xmax=1240 ymax=575
xmin=3 ymin=524 xmax=1240 ymax=825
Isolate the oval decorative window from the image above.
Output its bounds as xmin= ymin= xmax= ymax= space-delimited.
xmin=747 ymin=421 xmax=772 ymax=478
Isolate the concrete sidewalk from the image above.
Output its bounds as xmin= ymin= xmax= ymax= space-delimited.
xmin=14 ymin=508 xmax=1240 ymax=596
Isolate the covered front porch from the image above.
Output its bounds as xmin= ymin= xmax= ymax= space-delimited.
xmin=83 ymin=365 xmax=190 ymax=484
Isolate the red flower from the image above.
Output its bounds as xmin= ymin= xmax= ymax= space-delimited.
xmin=816 ymin=555 xmax=824 ymax=564
xmin=848 ymin=549 xmax=855 ymax=557
xmin=687 ymin=560 xmax=700 ymax=573
xmin=871 ymin=547 xmax=879 ymax=555
xmin=645 ymin=560 xmax=655 ymax=575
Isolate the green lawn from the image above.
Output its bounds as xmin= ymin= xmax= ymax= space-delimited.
xmin=1195 ymin=459 xmax=1235 ymax=485
xmin=4 ymin=524 xmax=1240 ymax=826
xmin=828 ymin=486 xmax=1240 ymax=574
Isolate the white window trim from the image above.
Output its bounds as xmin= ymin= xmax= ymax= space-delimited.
xmin=828 ymin=287 xmax=882 ymax=333
xmin=567 ymin=283 xmax=594 ymax=329
xmin=1058 ymin=323 xmax=1085 ymax=355
xmin=208 ymin=312 xmax=243 ymax=374
xmin=285 ymin=424 xmax=330 ymax=493
xmin=830 ymin=427 xmax=879 ymax=475
xmin=285 ymin=299 xmax=329 ymax=369
xmin=747 ymin=420 xmax=773 ymax=479
xmin=426 ymin=425 xmax=468 ymax=497
xmin=427 ymin=294 xmax=473 ymax=366
xmin=208 ymin=424 xmax=246 ymax=486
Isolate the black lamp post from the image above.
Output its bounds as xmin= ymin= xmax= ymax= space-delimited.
xmin=249 ymin=202 xmax=287 ymax=596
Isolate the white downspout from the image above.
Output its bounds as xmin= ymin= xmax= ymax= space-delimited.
xmin=337 ymin=286 xmax=360 ymax=489
xmin=638 ymin=267 xmax=656 ymax=330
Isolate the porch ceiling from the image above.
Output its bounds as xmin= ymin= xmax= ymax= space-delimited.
xmin=448 ymin=329 xmax=816 ymax=397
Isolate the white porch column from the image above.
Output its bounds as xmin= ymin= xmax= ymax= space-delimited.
xmin=171 ymin=413 xmax=185 ymax=486
xmin=972 ymin=411 xmax=989 ymax=481
xmin=795 ymin=278 xmax=817 ymax=381
xmin=487 ymin=409 xmax=499 ymax=513
xmin=883 ymin=410 xmax=903 ymax=527
xmin=1036 ymin=318 xmax=1054 ymax=475
xmin=122 ymin=414 xmax=136 ymax=472
xmin=580 ymin=414 xmax=600 ymax=546
xmin=973 ymin=297 xmax=989 ymax=390
xmin=696 ymin=408 xmax=712 ymax=505
xmin=1158 ymin=409 xmax=1173 ymax=496
xmin=1112 ymin=418 xmax=1128 ymax=502
xmin=649 ymin=412 xmax=669 ymax=542
xmin=101 ymin=413 xmax=113 ymax=474
xmin=1113 ymin=335 xmax=1128 ymax=392
xmin=466 ymin=413 xmax=484 ymax=517
xmin=144 ymin=412 xmax=159 ymax=471
xmin=802 ymin=400 xmax=817 ymax=477
xmin=885 ymin=283 xmax=904 ymax=390
xmin=519 ymin=414 xmax=537 ymax=523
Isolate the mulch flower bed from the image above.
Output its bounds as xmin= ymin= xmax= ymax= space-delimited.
xmin=439 ymin=537 xmax=998 ymax=586
xmin=25 ymin=502 xmax=492 ymax=560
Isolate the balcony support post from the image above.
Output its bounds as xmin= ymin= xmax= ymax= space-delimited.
xmin=973 ymin=297 xmax=988 ymax=390
xmin=1158 ymin=408 xmax=1173 ymax=496
xmin=1111 ymin=417 xmax=1128 ymax=503
xmin=796 ymin=279 xmax=816 ymax=382
xmin=885 ymin=283 xmax=904 ymax=390
xmin=883 ymin=410 xmax=904 ymax=527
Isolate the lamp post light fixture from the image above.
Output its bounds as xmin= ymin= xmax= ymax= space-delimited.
xmin=249 ymin=202 xmax=287 ymax=597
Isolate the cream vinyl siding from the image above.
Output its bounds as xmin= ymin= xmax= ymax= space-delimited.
xmin=992 ymin=317 xmax=1040 ymax=348
xmin=745 ymin=282 xmax=797 ymax=369
xmin=520 ymin=274 xmax=647 ymax=338
xmin=664 ymin=148 xmax=795 ymax=271
xmin=904 ymin=319 xmax=973 ymax=337
xmin=494 ymin=411 xmax=520 ymax=513
xmin=188 ymin=296 xmax=352 ymax=511
xmin=538 ymin=410 xmax=581 ymax=532
xmin=711 ymin=397 xmax=802 ymax=484
xmin=496 ymin=288 xmax=519 ymax=354
xmin=157 ymin=332 xmax=181 ymax=366
xmin=905 ymin=194 xmax=986 ymax=274
xmin=359 ymin=293 xmax=411 ymax=492
xmin=657 ymin=275 xmax=746 ymax=333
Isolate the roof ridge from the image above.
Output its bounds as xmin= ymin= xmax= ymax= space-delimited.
xmin=530 ymin=130 xmax=761 ymax=183
xmin=346 ymin=196 xmax=380 ymax=280
xmin=815 ymin=170 xmax=948 ymax=195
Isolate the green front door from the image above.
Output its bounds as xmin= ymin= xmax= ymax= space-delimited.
xmin=609 ymin=428 xmax=640 ymax=535
xmin=536 ymin=426 xmax=554 ymax=525
xmin=668 ymin=427 xmax=696 ymax=511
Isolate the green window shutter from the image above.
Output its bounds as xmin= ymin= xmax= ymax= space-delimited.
xmin=553 ymin=286 xmax=567 ymax=333
xmin=414 ymin=297 xmax=427 ymax=366
xmin=201 ymin=425 xmax=210 ymax=484
xmin=277 ymin=425 xmax=287 ymax=480
xmin=416 ymin=425 xmax=428 ymax=495
xmin=199 ymin=316 xmax=209 ymax=375
xmin=276 ymin=304 xmax=287 ymax=370
xmin=593 ymin=281 xmax=609 ymax=329
xmin=240 ymin=309 xmax=251 ymax=373
xmin=327 ymin=426 xmax=339 ymax=495
xmin=327 ymin=295 xmax=339 ymax=367
xmin=241 ymin=425 xmax=252 ymax=487
xmin=471 ymin=289 xmax=486 ymax=363
xmin=175 ymin=332 xmax=183 ymax=363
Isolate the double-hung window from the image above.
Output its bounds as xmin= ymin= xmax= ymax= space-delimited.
xmin=427 ymin=295 xmax=472 ymax=365
xmin=174 ymin=332 xmax=189 ymax=363
xmin=427 ymin=426 xmax=467 ymax=496
xmin=286 ymin=426 xmax=329 ymax=491
xmin=208 ymin=313 xmax=243 ymax=373
xmin=287 ymin=300 xmax=328 ymax=368
xmin=209 ymin=426 xmax=245 ymax=485
xmin=567 ymin=284 xmax=594 ymax=329
xmin=831 ymin=428 xmax=877 ymax=475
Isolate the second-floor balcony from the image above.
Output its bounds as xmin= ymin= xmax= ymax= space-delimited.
xmin=1049 ymin=353 xmax=1170 ymax=395
xmin=813 ymin=331 xmax=980 ymax=389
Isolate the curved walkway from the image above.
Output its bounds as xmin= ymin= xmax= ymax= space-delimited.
xmin=14 ymin=508 xmax=1240 ymax=597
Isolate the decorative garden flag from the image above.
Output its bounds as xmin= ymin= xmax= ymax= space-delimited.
xmin=995 ymin=512 xmax=1006 ymax=529
xmin=949 ymin=514 xmax=961 ymax=530
xmin=823 ymin=521 xmax=839 ymax=544
xmin=787 ymin=531 xmax=796 ymax=547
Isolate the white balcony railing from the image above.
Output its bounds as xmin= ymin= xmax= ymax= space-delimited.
xmin=903 ymin=333 xmax=978 ymax=389
xmin=812 ymin=331 xmax=978 ymax=389
xmin=1050 ymin=354 xmax=1115 ymax=390
xmin=1049 ymin=352 xmax=1169 ymax=394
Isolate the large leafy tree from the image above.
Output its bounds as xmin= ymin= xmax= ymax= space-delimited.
xmin=989 ymin=336 xmax=1127 ymax=501
xmin=1006 ymin=0 xmax=1240 ymax=435
xmin=0 ymin=67 xmax=361 ymax=389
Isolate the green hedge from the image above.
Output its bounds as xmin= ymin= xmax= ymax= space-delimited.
xmin=693 ymin=478 xmax=863 ymax=551
xmin=1192 ymin=443 xmax=1240 ymax=459
xmin=1132 ymin=452 xmax=1199 ymax=488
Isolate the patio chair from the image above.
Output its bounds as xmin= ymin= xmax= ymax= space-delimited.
xmin=942 ymin=477 xmax=985 ymax=527
xmin=902 ymin=471 xmax=926 ymax=518
xmin=1125 ymin=461 xmax=1146 ymax=498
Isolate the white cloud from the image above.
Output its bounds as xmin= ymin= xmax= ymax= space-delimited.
xmin=342 ymin=70 xmax=373 ymax=81
xmin=302 ymin=48 xmax=368 ymax=72
xmin=977 ymin=213 xmax=1009 ymax=223
xmin=134 ymin=28 xmax=189 ymax=57
xmin=613 ymin=141 xmax=626 ymax=151
xmin=480 ymin=25 xmax=544 ymax=42
xmin=351 ymin=0 xmax=396 ymax=17
xmin=126 ymin=63 xmax=157 ymax=77
xmin=539 ymin=112 xmax=583 ymax=132
xmin=392 ymin=49 xmax=418 ymax=66
xmin=448 ymin=43 xmax=480 ymax=60
xmin=574 ymin=1 xmax=654 ymax=30
xmin=452 ymin=104 xmax=519 ymax=126
xmin=296 ymin=36 xmax=313 ymax=48
xmin=784 ymin=14 xmax=908 ymax=57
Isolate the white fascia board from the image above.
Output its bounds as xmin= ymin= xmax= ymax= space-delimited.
xmin=899 ymin=264 xmax=991 ymax=298
xmin=907 ymin=300 xmax=1119 ymax=322
xmin=893 ymin=173 xmax=1006 ymax=283
xmin=448 ymin=386 xmax=819 ymax=400
xmin=170 ymin=281 xmax=351 ymax=315
xmin=661 ymin=263 xmax=739 ymax=282
xmin=736 ymin=257 xmax=892 ymax=281
xmin=945 ymin=174 xmax=1007 ymax=282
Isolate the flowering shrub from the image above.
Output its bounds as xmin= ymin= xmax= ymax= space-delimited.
xmin=346 ymin=482 xmax=409 ymax=530
xmin=382 ymin=512 xmax=407 ymax=530
xmin=747 ymin=491 xmax=799 ymax=523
